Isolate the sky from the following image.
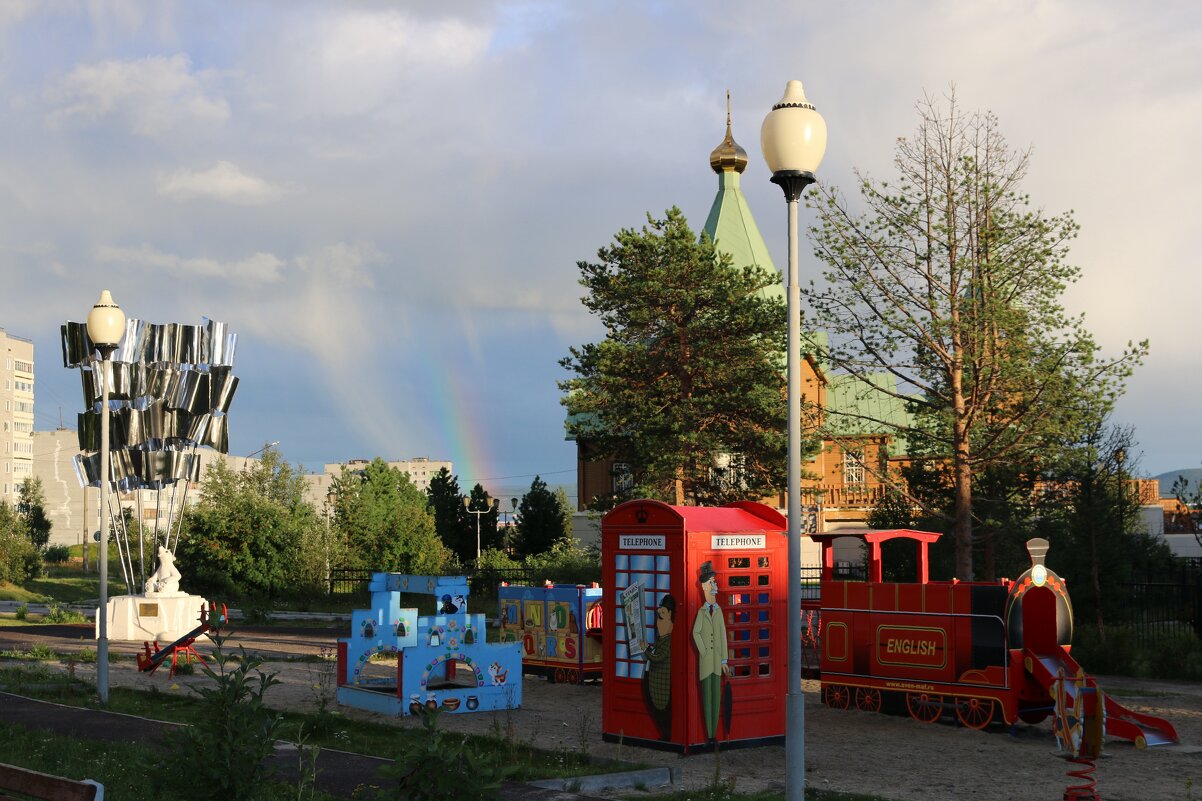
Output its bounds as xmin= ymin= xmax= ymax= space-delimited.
xmin=2 ymin=0 xmax=1200 ymax=504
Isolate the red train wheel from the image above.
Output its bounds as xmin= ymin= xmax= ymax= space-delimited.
xmin=906 ymin=692 xmax=943 ymax=724
xmin=552 ymin=668 xmax=566 ymax=684
xmin=823 ymin=684 xmax=850 ymax=710
xmin=955 ymin=697 xmax=995 ymax=730
xmin=568 ymin=669 xmax=580 ymax=684
xmin=854 ymin=687 xmax=882 ymax=713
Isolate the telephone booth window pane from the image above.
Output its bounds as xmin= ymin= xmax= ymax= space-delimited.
xmin=757 ymin=574 xmax=770 ymax=585
xmin=758 ymin=663 xmax=771 ymax=676
xmin=616 ymin=571 xmax=629 ymax=587
xmin=630 ymin=554 xmax=655 ymax=571
xmin=728 ymin=575 xmax=751 ymax=587
xmin=728 ymin=557 xmax=750 ymax=568
xmin=657 ymin=572 xmax=671 ymax=589
xmin=616 ymin=660 xmax=629 ymax=678
xmin=759 ymin=628 xmax=771 ymax=639
xmin=628 ymin=661 xmax=644 ymax=679
xmin=758 ymin=556 xmax=770 ymax=568
xmin=734 ymin=646 xmax=751 ymax=659
xmin=731 ymin=593 xmax=751 ymax=605
xmin=615 ymin=554 xmax=629 ymax=570
xmin=759 ymin=645 xmax=770 ymax=657
xmin=733 ymin=629 xmax=750 ymax=641
xmin=758 ymin=610 xmax=770 ymax=622
xmin=757 ymin=592 xmax=770 ymax=604
xmin=656 ymin=555 xmax=670 ymax=571
xmin=733 ymin=663 xmax=752 ymax=677
xmin=732 ymin=609 xmax=750 ymax=623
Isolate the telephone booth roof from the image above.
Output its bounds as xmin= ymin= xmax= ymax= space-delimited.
xmin=603 ymin=499 xmax=787 ymax=532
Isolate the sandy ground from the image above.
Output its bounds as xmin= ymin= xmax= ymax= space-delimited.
xmin=9 ymin=627 xmax=1202 ymax=801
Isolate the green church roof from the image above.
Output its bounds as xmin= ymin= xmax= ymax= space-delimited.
xmin=701 ymin=112 xmax=784 ymax=304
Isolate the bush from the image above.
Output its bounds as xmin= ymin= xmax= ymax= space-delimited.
xmin=165 ymin=631 xmax=283 ymax=801
xmin=0 ymin=535 xmax=41 ymax=583
xmin=1071 ymin=625 xmax=1202 ymax=681
xmin=522 ymin=540 xmax=600 ymax=586
xmin=43 ymin=545 xmax=71 ymax=564
xmin=43 ymin=603 xmax=86 ymax=624
xmin=379 ymin=705 xmax=516 ymax=801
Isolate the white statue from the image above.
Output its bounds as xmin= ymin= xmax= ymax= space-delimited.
xmin=144 ymin=546 xmax=182 ymax=596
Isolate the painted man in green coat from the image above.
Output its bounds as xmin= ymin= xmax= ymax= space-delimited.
xmin=692 ymin=561 xmax=729 ymax=741
xmin=642 ymin=594 xmax=676 ymax=740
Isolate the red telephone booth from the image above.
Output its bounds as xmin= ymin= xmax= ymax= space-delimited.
xmin=601 ymin=499 xmax=788 ymax=752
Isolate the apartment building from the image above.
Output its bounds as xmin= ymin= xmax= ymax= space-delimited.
xmin=0 ymin=329 xmax=35 ymax=504
xmin=303 ymin=456 xmax=453 ymax=510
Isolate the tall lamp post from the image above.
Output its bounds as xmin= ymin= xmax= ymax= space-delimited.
xmin=761 ymin=79 xmax=827 ymax=801
xmin=464 ymin=494 xmax=500 ymax=562
xmin=87 ymin=290 xmax=126 ymax=705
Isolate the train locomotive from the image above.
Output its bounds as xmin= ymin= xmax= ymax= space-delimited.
xmin=812 ymin=530 xmax=1177 ymax=748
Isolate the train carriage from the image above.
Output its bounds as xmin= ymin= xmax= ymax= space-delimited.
xmin=813 ymin=530 xmax=1177 ymax=747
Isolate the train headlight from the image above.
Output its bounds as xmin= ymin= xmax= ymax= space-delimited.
xmin=1031 ymin=564 xmax=1047 ymax=587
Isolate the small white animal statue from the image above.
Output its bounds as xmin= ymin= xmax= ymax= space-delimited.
xmin=144 ymin=546 xmax=182 ymax=595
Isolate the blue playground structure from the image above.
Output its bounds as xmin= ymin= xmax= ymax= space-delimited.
xmin=336 ymin=573 xmax=523 ymax=716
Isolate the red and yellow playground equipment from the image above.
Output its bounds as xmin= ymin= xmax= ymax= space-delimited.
xmin=498 ymin=581 xmax=604 ymax=684
xmin=136 ymin=602 xmax=227 ymax=678
xmin=814 ymin=532 xmax=1177 ymax=748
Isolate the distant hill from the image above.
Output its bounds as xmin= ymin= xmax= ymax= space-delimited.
xmin=1154 ymin=468 xmax=1202 ymax=499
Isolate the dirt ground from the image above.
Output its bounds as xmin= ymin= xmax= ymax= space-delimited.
xmin=9 ymin=626 xmax=1202 ymax=801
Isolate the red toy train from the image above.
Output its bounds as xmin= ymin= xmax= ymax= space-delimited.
xmin=811 ymin=530 xmax=1177 ymax=748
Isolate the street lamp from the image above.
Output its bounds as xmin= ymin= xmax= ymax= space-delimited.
xmin=87 ymin=289 xmax=126 ymax=705
xmin=464 ymin=494 xmax=500 ymax=562
xmin=247 ymin=440 xmax=280 ymax=460
xmin=762 ymin=79 xmax=826 ymax=801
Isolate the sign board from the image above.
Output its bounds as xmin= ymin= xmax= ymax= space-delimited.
xmin=619 ymin=534 xmax=665 ymax=550
xmin=711 ymin=534 xmax=766 ymax=550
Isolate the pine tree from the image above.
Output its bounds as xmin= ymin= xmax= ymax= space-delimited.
xmin=514 ymin=476 xmax=569 ymax=558
xmin=561 ymin=207 xmax=798 ymax=507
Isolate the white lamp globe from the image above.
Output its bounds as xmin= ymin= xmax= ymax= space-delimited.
xmin=86 ymin=290 xmax=126 ymax=348
xmin=761 ymin=80 xmax=827 ymax=175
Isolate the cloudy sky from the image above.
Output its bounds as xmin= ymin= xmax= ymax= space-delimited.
xmin=2 ymin=1 xmax=1199 ymax=502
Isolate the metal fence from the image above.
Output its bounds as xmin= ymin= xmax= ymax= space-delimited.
xmin=1114 ymin=563 xmax=1202 ymax=644
xmin=326 ymin=567 xmax=540 ymax=596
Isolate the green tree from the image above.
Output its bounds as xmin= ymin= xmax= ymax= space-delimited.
xmin=806 ymin=89 xmax=1146 ymax=579
xmin=1041 ymin=423 xmax=1174 ymax=639
xmin=333 ymin=458 xmax=449 ymax=573
xmin=513 ymin=476 xmax=570 ymax=558
xmin=0 ymin=499 xmax=38 ymax=582
xmin=177 ymin=446 xmax=317 ymax=598
xmin=427 ymin=468 xmax=473 ymax=562
xmin=561 ymin=207 xmax=796 ymax=507
xmin=17 ymin=477 xmax=51 ymax=551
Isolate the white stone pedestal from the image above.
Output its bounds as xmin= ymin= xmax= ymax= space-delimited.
xmin=95 ymin=593 xmax=207 ymax=643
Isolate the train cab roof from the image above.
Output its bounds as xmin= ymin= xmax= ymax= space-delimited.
xmin=811 ymin=528 xmax=942 ymax=583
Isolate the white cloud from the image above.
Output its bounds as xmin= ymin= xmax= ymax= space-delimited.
xmin=94 ymin=244 xmax=286 ymax=285
xmin=0 ymin=1 xmax=35 ymax=29
xmin=250 ymin=9 xmax=491 ymax=119
xmin=157 ymin=162 xmax=285 ymax=205
xmin=295 ymin=242 xmax=380 ymax=289
xmin=47 ymin=53 xmax=229 ymax=136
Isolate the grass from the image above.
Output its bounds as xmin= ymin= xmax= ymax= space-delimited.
xmin=0 ymin=720 xmax=341 ymax=801
xmin=0 ymin=662 xmax=607 ymax=782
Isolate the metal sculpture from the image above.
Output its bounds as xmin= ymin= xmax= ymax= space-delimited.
xmin=61 ymin=317 xmax=238 ymax=603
